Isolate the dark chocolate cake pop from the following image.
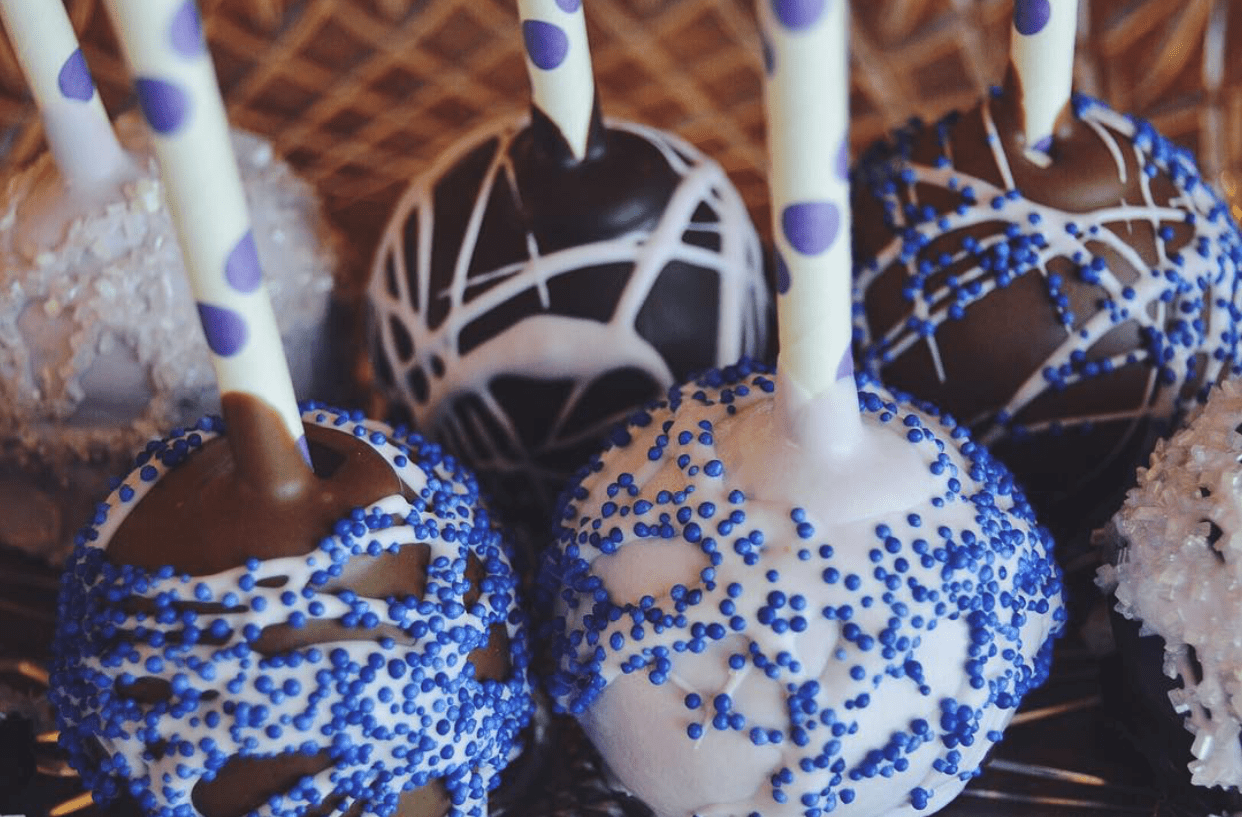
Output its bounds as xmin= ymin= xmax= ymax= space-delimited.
xmin=851 ymin=80 xmax=1242 ymax=535
xmin=368 ymin=113 xmax=768 ymax=542
xmin=367 ymin=0 xmax=768 ymax=547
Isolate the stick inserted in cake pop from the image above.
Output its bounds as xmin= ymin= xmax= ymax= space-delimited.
xmin=103 ymin=0 xmax=309 ymax=482
xmin=539 ymin=6 xmax=1065 ymax=814
xmin=517 ymin=0 xmax=601 ymax=161
xmin=52 ymin=9 xmax=535 ymax=816
xmin=852 ymin=0 xmax=1242 ymax=537
xmin=760 ymin=0 xmax=859 ymax=448
xmin=368 ymin=2 xmax=769 ymax=545
xmin=1010 ymin=0 xmax=1078 ymax=155
xmin=0 ymin=0 xmax=128 ymax=192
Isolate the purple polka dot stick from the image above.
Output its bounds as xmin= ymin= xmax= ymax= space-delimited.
xmin=517 ymin=0 xmax=597 ymax=160
xmin=760 ymin=0 xmax=856 ymax=424
xmin=104 ymin=0 xmax=309 ymax=468
xmin=1011 ymin=0 xmax=1079 ymax=155
xmin=0 ymin=0 xmax=128 ymax=191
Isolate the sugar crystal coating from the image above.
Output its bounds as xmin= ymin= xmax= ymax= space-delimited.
xmin=50 ymin=404 xmax=535 ymax=817
xmin=0 ymin=111 xmax=340 ymax=562
xmin=539 ymin=360 xmax=1065 ymax=816
xmin=1100 ymin=378 xmax=1242 ymax=793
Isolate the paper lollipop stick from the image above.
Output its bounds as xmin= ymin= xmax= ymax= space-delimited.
xmin=759 ymin=0 xmax=859 ymax=442
xmin=1010 ymin=0 xmax=1078 ymax=153
xmin=103 ymin=0 xmax=309 ymax=475
xmin=517 ymin=0 xmax=598 ymax=161
xmin=0 ymin=0 xmax=127 ymax=190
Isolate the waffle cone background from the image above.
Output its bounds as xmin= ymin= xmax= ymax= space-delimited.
xmin=1 ymin=2 xmax=1239 ymax=816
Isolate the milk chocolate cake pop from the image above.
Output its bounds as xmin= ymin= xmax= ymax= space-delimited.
xmin=51 ymin=404 xmax=534 ymax=817
xmin=851 ymin=0 xmax=1242 ymax=535
xmin=0 ymin=1 xmax=339 ymax=564
xmin=539 ymin=4 xmax=1064 ymax=815
xmin=1098 ymin=378 xmax=1242 ymax=814
xmin=49 ymin=4 xmax=533 ymax=815
xmin=367 ymin=0 xmax=769 ymax=542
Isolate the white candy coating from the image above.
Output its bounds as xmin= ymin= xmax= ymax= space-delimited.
xmin=0 ymin=111 xmax=340 ymax=561
xmin=541 ymin=362 xmax=1065 ymax=817
xmin=1100 ymin=378 xmax=1242 ymax=791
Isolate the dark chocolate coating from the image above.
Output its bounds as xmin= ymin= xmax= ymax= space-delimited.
xmin=510 ymin=106 xmax=677 ymax=254
xmin=852 ymin=68 xmax=1242 ymax=538
xmin=369 ymin=111 xmax=768 ymax=554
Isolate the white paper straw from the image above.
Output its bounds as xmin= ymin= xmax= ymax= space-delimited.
xmin=759 ymin=0 xmax=855 ymax=406
xmin=0 ymin=0 xmax=127 ymax=190
xmin=1011 ymin=0 xmax=1079 ymax=153
xmin=517 ymin=0 xmax=596 ymax=160
xmin=103 ymin=0 xmax=307 ymax=460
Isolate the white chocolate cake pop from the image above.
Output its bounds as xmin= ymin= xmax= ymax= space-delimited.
xmin=1098 ymin=378 xmax=1242 ymax=807
xmin=538 ymin=2 xmax=1065 ymax=815
xmin=367 ymin=0 xmax=768 ymax=542
xmin=0 ymin=111 xmax=340 ymax=562
xmin=539 ymin=361 xmax=1065 ymax=816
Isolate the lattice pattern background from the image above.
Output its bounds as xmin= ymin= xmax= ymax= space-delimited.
xmin=0 ymin=0 xmax=1238 ymax=278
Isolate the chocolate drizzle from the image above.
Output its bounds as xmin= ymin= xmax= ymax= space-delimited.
xmin=852 ymin=76 xmax=1242 ymax=538
xmin=368 ymin=115 xmax=769 ymax=548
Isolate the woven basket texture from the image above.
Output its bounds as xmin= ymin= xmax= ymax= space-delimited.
xmin=0 ymin=0 xmax=1238 ymax=262
xmin=0 ymin=4 xmax=1236 ymax=816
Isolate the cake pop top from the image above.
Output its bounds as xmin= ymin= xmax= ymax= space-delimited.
xmin=851 ymin=0 xmax=1242 ymax=535
xmin=49 ymin=3 xmax=533 ymax=815
xmin=537 ymin=3 xmax=1065 ymax=815
xmin=0 ymin=0 xmax=339 ymax=564
xmin=366 ymin=0 xmax=769 ymax=547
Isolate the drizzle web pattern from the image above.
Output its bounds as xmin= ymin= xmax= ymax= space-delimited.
xmin=853 ymin=95 xmax=1242 ymax=455
xmin=368 ymin=116 xmax=768 ymax=517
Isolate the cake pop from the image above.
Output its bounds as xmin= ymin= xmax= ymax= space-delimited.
xmin=1098 ymin=378 xmax=1242 ymax=814
xmin=52 ymin=404 xmax=534 ymax=817
xmin=538 ymin=3 xmax=1065 ymax=815
xmin=851 ymin=0 xmax=1242 ymax=536
xmin=49 ymin=4 xmax=534 ymax=815
xmin=367 ymin=0 xmax=769 ymax=544
xmin=0 ymin=0 xmax=340 ymax=564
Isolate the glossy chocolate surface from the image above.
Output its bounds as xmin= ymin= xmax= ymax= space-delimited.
xmin=852 ymin=68 xmax=1242 ymax=536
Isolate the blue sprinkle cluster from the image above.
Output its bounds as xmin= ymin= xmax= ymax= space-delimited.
xmin=852 ymin=92 xmax=1242 ymax=461
xmin=538 ymin=360 xmax=1065 ymax=816
xmin=49 ymin=403 xmax=534 ymax=817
